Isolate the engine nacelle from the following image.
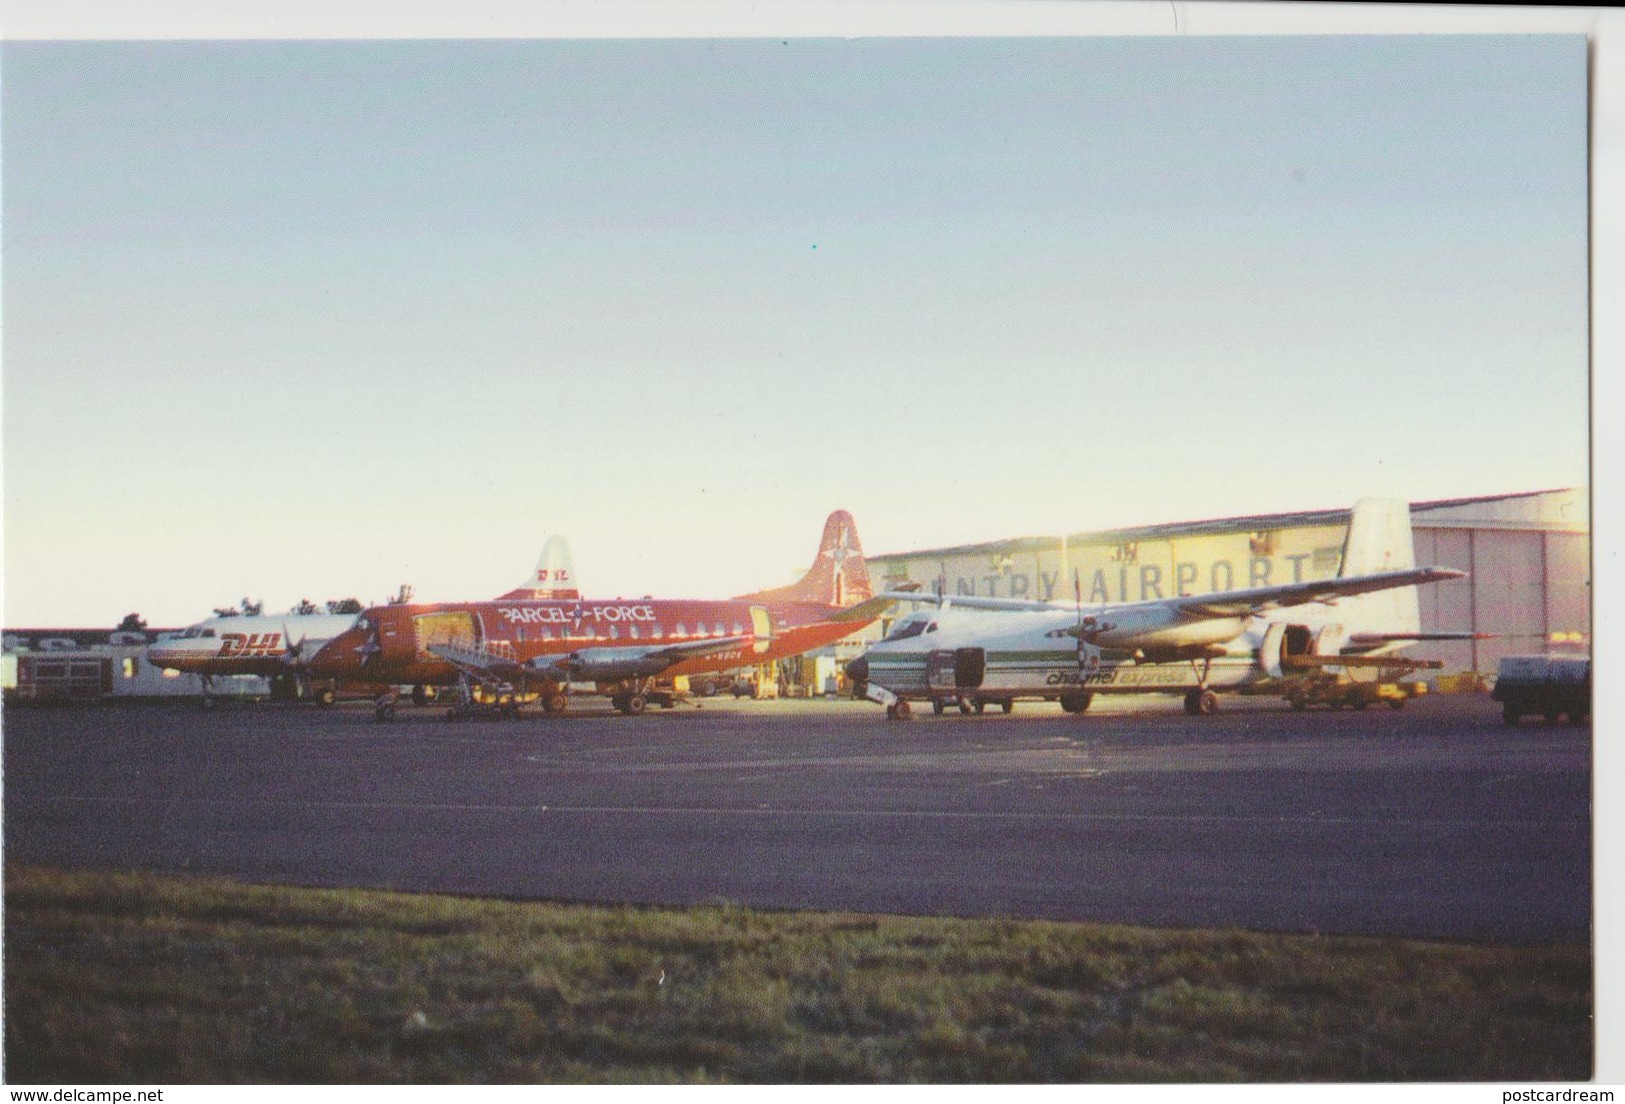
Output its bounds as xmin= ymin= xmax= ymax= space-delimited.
xmin=529 ymin=647 xmax=671 ymax=683
xmin=1083 ymin=605 xmax=1245 ymax=651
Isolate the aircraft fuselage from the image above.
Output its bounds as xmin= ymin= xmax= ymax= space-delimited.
xmin=308 ymin=597 xmax=862 ymax=686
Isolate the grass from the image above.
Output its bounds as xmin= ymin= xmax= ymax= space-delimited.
xmin=3 ymin=865 xmax=1591 ymax=1084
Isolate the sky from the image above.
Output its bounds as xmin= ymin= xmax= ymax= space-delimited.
xmin=0 ymin=15 xmax=1596 ymax=628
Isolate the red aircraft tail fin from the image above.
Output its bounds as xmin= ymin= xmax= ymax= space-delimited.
xmin=737 ymin=510 xmax=872 ymax=608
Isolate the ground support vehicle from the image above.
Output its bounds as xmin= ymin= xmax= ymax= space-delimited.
xmin=1492 ymin=655 xmax=1590 ymax=726
xmin=1279 ymin=673 xmax=1424 ymax=711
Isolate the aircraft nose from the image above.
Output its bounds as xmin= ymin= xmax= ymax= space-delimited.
xmin=846 ymin=654 xmax=869 ymax=683
xmin=306 ymin=635 xmax=348 ymax=678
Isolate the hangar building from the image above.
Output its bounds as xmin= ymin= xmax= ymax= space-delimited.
xmin=861 ymin=489 xmax=1589 ymax=679
xmin=1 ymin=628 xmax=267 ymax=702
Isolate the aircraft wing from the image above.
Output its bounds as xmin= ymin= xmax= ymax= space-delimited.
xmin=427 ymin=643 xmax=532 ymax=684
xmin=885 ymin=568 xmax=1463 ymax=623
xmin=529 ymin=636 xmax=751 ymax=682
xmin=1164 ymin=566 xmax=1466 ymax=619
xmin=877 ymin=590 xmax=1062 ymax=613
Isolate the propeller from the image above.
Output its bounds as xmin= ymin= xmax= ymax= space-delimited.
xmin=1071 ymin=571 xmax=1116 ymax=648
xmin=280 ymin=622 xmax=307 ymax=668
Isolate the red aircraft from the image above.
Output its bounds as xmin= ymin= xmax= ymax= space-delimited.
xmin=307 ymin=510 xmax=887 ymax=720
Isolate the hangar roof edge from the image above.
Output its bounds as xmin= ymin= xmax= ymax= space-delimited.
xmin=867 ymin=488 xmax=1587 ymax=563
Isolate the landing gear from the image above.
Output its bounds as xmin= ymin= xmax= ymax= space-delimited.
xmin=1183 ymin=688 xmax=1220 ymax=716
xmin=1059 ymin=690 xmax=1093 ymax=714
xmin=374 ymin=692 xmax=398 ymax=722
xmin=411 ymin=684 xmax=438 ymax=707
xmin=434 ymin=672 xmax=524 ymax=722
xmin=886 ymin=699 xmax=913 ymax=721
xmin=612 ymin=693 xmax=647 ymax=716
xmin=542 ymin=692 xmax=568 ymax=715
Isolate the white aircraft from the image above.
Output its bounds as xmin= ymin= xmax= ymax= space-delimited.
xmin=146 ymin=610 xmax=365 ymax=704
xmin=846 ymin=498 xmax=1468 ymax=719
xmin=147 ymin=535 xmax=582 ymax=704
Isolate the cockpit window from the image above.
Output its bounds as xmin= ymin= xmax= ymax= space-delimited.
xmin=884 ymin=618 xmax=932 ymax=642
xmin=200 ymin=629 xmax=215 ymax=638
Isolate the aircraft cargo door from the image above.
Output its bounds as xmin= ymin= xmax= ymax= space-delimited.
xmin=750 ymin=605 xmax=773 ymax=654
xmin=927 ymin=647 xmax=987 ymax=691
xmin=953 ymin=647 xmax=986 ymax=690
xmin=413 ymin=611 xmax=482 ymax=661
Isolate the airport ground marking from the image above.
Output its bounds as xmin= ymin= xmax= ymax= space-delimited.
xmin=13 ymin=791 xmax=1581 ymax=832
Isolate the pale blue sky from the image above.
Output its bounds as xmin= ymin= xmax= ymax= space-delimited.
xmin=2 ymin=34 xmax=1590 ymax=625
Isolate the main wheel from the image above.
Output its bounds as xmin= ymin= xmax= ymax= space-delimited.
xmin=543 ymin=693 xmax=568 ymax=715
xmin=1502 ymin=705 xmax=1521 ymax=727
xmin=1184 ymin=689 xmax=1219 ymax=716
xmin=958 ymin=698 xmax=975 ymax=715
xmin=623 ymin=694 xmax=647 ymax=716
xmin=932 ymin=699 xmax=946 ymax=715
xmin=1059 ymin=690 xmax=1094 ymax=714
xmin=1001 ymin=699 xmax=1014 ymax=714
xmin=886 ymin=700 xmax=913 ymax=721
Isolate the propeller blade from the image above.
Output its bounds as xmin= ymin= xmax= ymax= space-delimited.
xmin=280 ymin=622 xmax=307 ymax=665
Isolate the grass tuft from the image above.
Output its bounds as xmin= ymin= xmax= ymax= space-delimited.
xmin=4 ymin=865 xmax=1591 ymax=1084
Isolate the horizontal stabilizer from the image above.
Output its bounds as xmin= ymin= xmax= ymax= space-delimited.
xmin=828 ymin=593 xmax=904 ymax=623
xmin=1281 ymin=654 xmax=1445 ymax=671
xmin=1347 ymin=631 xmax=1495 ymax=644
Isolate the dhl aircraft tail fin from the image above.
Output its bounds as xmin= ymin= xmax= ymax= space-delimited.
xmin=737 ymin=510 xmax=872 ymax=608
xmin=1334 ymin=498 xmax=1422 ymax=637
xmin=497 ymin=534 xmax=582 ymax=601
